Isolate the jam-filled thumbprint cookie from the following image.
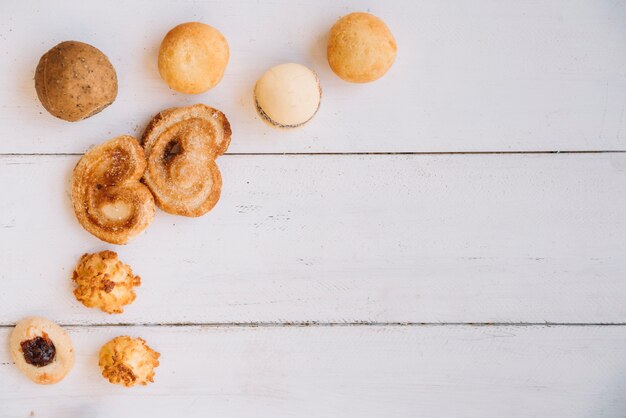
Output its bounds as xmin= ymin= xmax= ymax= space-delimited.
xmin=9 ymin=317 xmax=75 ymax=384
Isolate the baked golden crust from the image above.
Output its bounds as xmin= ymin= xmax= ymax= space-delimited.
xmin=99 ymin=336 xmax=160 ymax=387
xmin=71 ymin=136 xmax=155 ymax=244
xmin=10 ymin=317 xmax=75 ymax=385
xmin=142 ymin=104 xmax=231 ymax=217
xmin=72 ymin=251 xmax=141 ymax=314
xmin=327 ymin=12 xmax=397 ymax=83
xmin=35 ymin=41 xmax=117 ymax=121
xmin=158 ymin=22 xmax=229 ymax=94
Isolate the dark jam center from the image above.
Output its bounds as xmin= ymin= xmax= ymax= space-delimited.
xmin=20 ymin=335 xmax=56 ymax=367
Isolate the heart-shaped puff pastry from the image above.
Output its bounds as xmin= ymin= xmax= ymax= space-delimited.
xmin=142 ymin=104 xmax=231 ymax=217
xmin=71 ymin=135 xmax=155 ymax=244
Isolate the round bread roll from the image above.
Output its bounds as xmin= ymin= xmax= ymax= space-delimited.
xmin=327 ymin=12 xmax=397 ymax=83
xmin=10 ymin=317 xmax=74 ymax=385
xmin=158 ymin=22 xmax=229 ymax=94
xmin=254 ymin=63 xmax=321 ymax=128
xmin=35 ymin=41 xmax=118 ymax=121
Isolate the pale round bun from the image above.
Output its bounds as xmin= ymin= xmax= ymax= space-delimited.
xmin=10 ymin=317 xmax=74 ymax=385
xmin=327 ymin=12 xmax=397 ymax=83
xmin=35 ymin=41 xmax=117 ymax=121
xmin=254 ymin=63 xmax=321 ymax=128
xmin=158 ymin=22 xmax=229 ymax=94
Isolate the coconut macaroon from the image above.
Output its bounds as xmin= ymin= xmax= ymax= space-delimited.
xmin=327 ymin=12 xmax=397 ymax=83
xmin=9 ymin=317 xmax=75 ymax=385
xmin=35 ymin=41 xmax=118 ymax=121
xmin=99 ymin=336 xmax=160 ymax=387
xmin=158 ymin=22 xmax=229 ymax=94
xmin=254 ymin=63 xmax=321 ymax=129
xmin=72 ymin=251 xmax=141 ymax=314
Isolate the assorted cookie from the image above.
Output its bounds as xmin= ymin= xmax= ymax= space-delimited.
xmin=16 ymin=12 xmax=397 ymax=386
xmin=35 ymin=41 xmax=118 ymax=121
xmin=99 ymin=336 xmax=160 ymax=387
xmin=254 ymin=63 xmax=322 ymax=129
xmin=10 ymin=317 xmax=75 ymax=385
xmin=142 ymin=104 xmax=231 ymax=216
xmin=71 ymin=135 xmax=156 ymax=244
xmin=72 ymin=251 xmax=141 ymax=314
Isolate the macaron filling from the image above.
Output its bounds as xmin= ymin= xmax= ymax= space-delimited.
xmin=254 ymin=93 xmax=321 ymax=129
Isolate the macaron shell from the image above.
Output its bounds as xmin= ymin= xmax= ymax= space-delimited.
xmin=254 ymin=63 xmax=321 ymax=128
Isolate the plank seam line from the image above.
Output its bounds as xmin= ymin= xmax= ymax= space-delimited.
xmin=1 ymin=150 xmax=626 ymax=157
xmin=0 ymin=322 xmax=625 ymax=328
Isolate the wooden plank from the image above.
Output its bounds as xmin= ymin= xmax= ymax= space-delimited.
xmin=1 ymin=153 xmax=625 ymax=324
xmin=1 ymin=0 xmax=625 ymax=153
xmin=0 ymin=325 xmax=625 ymax=417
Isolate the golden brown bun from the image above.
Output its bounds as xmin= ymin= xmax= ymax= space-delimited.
xmin=142 ymin=104 xmax=231 ymax=217
xmin=72 ymin=251 xmax=141 ymax=314
xmin=99 ymin=336 xmax=160 ymax=387
xmin=10 ymin=317 xmax=74 ymax=385
xmin=71 ymin=135 xmax=155 ymax=244
xmin=327 ymin=12 xmax=397 ymax=83
xmin=158 ymin=22 xmax=229 ymax=94
xmin=35 ymin=41 xmax=117 ymax=121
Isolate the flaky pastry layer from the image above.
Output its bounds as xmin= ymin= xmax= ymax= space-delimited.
xmin=142 ymin=104 xmax=231 ymax=217
xmin=71 ymin=135 xmax=155 ymax=244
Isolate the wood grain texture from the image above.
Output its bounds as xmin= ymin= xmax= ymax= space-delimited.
xmin=1 ymin=325 xmax=625 ymax=418
xmin=1 ymin=153 xmax=625 ymax=324
xmin=1 ymin=0 xmax=625 ymax=153
xmin=2 ymin=1 xmax=626 ymax=415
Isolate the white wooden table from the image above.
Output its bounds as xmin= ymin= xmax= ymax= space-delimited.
xmin=1 ymin=1 xmax=626 ymax=417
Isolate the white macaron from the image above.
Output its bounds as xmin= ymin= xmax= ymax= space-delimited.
xmin=254 ymin=63 xmax=322 ymax=128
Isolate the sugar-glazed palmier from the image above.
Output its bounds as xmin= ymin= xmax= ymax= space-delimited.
xmin=99 ymin=336 xmax=160 ymax=387
xmin=71 ymin=136 xmax=155 ymax=244
xmin=142 ymin=104 xmax=231 ymax=217
xmin=72 ymin=251 xmax=141 ymax=314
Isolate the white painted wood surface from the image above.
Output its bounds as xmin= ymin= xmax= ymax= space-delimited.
xmin=1 ymin=1 xmax=626 ymax=417
xmin=1 ymin=325 xmax=626 ymax=418
xmin=0 ymin=0 xmax=625 ymax=153
xmin=1 ymin=153 xmax=626 ymax=324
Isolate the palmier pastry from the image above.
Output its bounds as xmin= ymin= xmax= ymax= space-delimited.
xmin=142 ymin=104 xmax=231 ymax=217
xmin=72 ymin=251 xmax=141 ymax=314
xmin=71 ymin=136 xmax=155 ymax=244
xmin=99 ymin=336 xmax=160 ymax=387
xmin=10 ymin=317 xmax=75 ymax=384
